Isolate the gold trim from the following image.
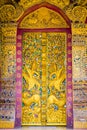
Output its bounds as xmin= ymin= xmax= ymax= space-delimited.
xmin=0 ymin=121 xmax=14 ymax=128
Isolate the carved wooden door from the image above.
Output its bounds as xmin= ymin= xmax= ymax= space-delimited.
xmin=22 ymin=32 xmax=66 ymax=126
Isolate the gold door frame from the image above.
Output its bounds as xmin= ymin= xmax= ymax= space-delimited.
xmin=15 ymin=2 xmax=73 ymax=128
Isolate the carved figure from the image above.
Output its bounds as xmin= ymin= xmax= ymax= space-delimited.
xmin=22 ymin=93 xmax=40 ymax=106
xmin=22 ymin=64 xmax=40 ymax=90
xmin=49 ymin=67 xmax=66 ymax=91
xmin=48 ymin=94 xmax=66 ymax=108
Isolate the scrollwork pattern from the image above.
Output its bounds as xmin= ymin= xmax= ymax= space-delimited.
xmin=0 ymin=5 xmax=16 ymax=22
xmin=20 ymin=7 xmax=69 ymax=28
xmin=22 ymin=32 xmax=66 ymax=125
xmin=22 ymin=32 xmax=42 ymax=124
xmin=47 ymin=33 xmax=66 ymax=124
xmin=0 ymin=0 xmax=87 ymax=23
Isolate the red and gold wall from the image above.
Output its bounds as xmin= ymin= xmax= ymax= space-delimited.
xmin=0 ymin=0 xmax=87 ymax=128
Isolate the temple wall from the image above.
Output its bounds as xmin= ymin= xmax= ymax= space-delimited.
xmin=0 ymin=23 xmax=17 ymax=128
xmin=0 ymin=0 xmax=87 ymax=128
xmin=72 ymin=23 xmax=87 ymax=128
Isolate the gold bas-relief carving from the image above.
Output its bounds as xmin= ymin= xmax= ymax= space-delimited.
xmin=22 ymin=32 xmax=42 ymax=125
xmin=0 ymin=23 xmax=16 ymax=128
xmin=0 ymin=1 xmax=24 ymax=22
xmin=19 ymin=0 xmax=42 ymax=10
xmin=20 ymin=7 xmax=69 ymax=28
xmin=22 ymin=32 xmax=66 ymax=125
xmin=0 ymin=0 xmax=87 ymax=23
xmin=0 ymin=4 xmax=16 ymax=21
xmin=19 ymin=0 xmax=70 ymax=10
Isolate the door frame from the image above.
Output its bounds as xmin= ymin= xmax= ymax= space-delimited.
xmin=15 ymin=2 xmax=73 ymax=128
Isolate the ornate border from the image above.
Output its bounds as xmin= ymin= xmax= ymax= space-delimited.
xmin=15 ymin=30 xmax=22 ymax=127
xmin=66 ymin=31 xmax=73 ymax=128
xmin=17 ymin=2 xmax=71 ymax=27
xmin=15 ymin=2 xmax=73 ymax=128
xmin=15 ymin=28 xmax=73 ymax=128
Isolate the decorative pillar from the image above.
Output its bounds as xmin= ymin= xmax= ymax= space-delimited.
xmin=72 ymin=23 xmax=87 ymax=128
xmin=0 ymin=22 xmax=17 ymax=128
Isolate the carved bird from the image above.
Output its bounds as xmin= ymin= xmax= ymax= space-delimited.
xmin=47 ymin=94 xmax=66 ymax=108
xmin=22 ymin=93 xmax=40 ymax=106
xmin=49 ymin=67 xmax=66 ymax=92
xmin=22 ymin=63 xmax=40 ymax=90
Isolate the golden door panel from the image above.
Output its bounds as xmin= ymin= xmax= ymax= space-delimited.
xmin=22 ymin=32 xmax=66 ymax=125
xmin=22 ymin=32 xmax=42 ymax=125
xmin=47 ymin=33 xmax=66 ymax=125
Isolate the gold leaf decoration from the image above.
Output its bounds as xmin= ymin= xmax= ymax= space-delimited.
xmin=20 ymin=7 xmax=69 ymax=28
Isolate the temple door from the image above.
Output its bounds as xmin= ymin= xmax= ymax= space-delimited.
xmin=16 ymin=3 xmax=73 ymax=127
xmin=22 ymin=32 xmax=66 ymax=125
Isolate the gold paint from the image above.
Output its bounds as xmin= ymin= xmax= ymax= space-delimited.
xmin=74 ymin=121 xmax=87 ymax=129
xmin=0 ymin=4 xmax=16 ymax=21
xmin=22 ymin=33 xmax=42 ymax=125
xmin=22 ymin=32 xmax=66 ymax=125
xmin=47 ymin=32 xmax=66 ymax=125
xmin=0 ymin=23 xmax=16 ymax=128
xmin=19 ymin=0 xmax=66 ymax=10
xmin=0 ymin=0 xmax=87 ymax=23
xmin=19 ymin=7 xmax=69 ymax=28
xmin=1 ymin=44 xmax=16 ymax=78
xmin=1 ymin=1 xmax=87 ymax=128
xmin=72 ymin=6 xmax=87 ymax=23
xmin=72 ymin=23 xmax=87 ymax=35
xmin=0 ymin=121 xmax=14 ymax=128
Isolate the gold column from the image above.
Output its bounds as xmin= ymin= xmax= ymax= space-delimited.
xmin=41 ymin=33 xmax=47 ymax=125
xmin=0 ymin=22 xmax=17 ymax=128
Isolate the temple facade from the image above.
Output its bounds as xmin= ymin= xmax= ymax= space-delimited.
xmin=0 ymin=0 xmax=87 ymax=128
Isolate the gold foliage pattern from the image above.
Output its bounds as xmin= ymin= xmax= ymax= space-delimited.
xmin=1 ymin=44 xmax=16 ymax=78
xmin=0 ymin=4 xmax=16 ymax=21
xmin=0 ymin=2 xmax=24 ymax=21
xmin=0 ymin=0 xmax=87 ymax=23
xmin=0 ymin=23 xmax=16 ymax=128
xmin=18 ymin=0 xmax=70 ymax=10
xmin=47 ymin=33 xmax=66 ymax=124
xmin=20 ymin=7 xmax=69 ymax=28
xmin=22 ymin=32 xmax=66 ymax=125
xmin=22 ymin=32 xmax=42 ymax=125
